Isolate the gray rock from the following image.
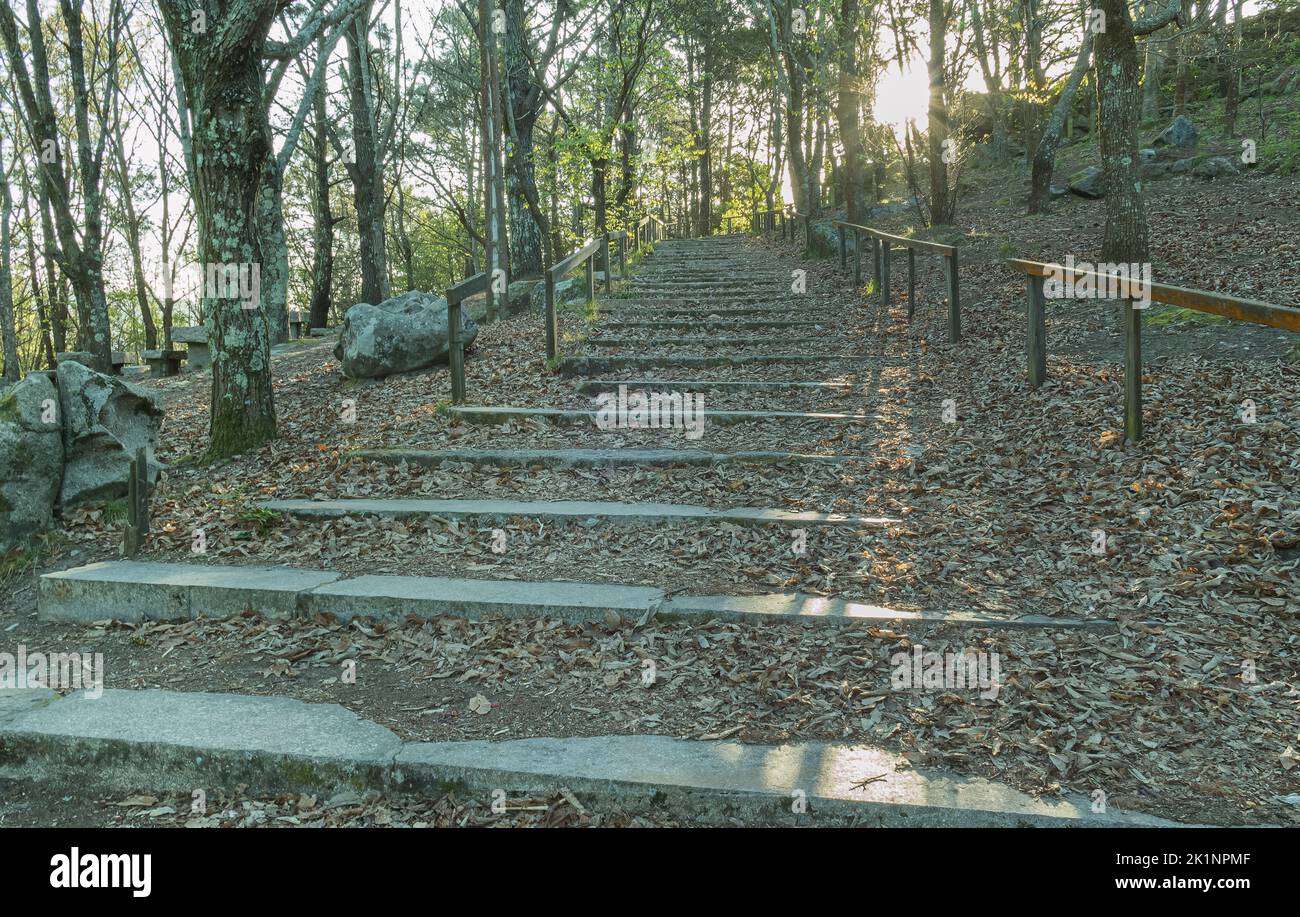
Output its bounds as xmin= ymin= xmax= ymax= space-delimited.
xmin=334 ymin=290 xmax=479 ymax=379
xmin=1171 ymin=157 xmax=1197 ymax=175
xmin=1141 ymin=160 xmax=1172 ymax=180
xmin=506 ymin=279 xmax=541 ymax=316
xmin=54 ymin=351 xmax=94 ymax=367
xmin=1139 ymin=147 xmax=1158 ymax=162
xmin=1152 ymin=114 xmax=1199 ymax=149
xmin=1067 ymin=166 xmax=1104 ymax=198
xmin=1191 ymin=155 xmax=1239 ymax=179
xmin=0 ymin=374 xmax=64 ymax=546
xmin=55 ymin=360 xmax=163 ymax=508
xmin=527 ymin=276 xmax=586 ymax=315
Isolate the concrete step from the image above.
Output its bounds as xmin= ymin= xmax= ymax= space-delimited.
xmin=602 ymin=319 xmax=824 ymax=330
xmin=38 ymin=560 xmax=339 ymax=623
xmin=0 ymin=688 xmax=1180 ymax=825
xmin=445 ymin=405 xmax=877 ymax=426
xmin=557 ymin=354 xmax=870 ymax=375
xmin=259 ymin=497 xmax=896 ymax=528
xmin=37 ymin=561 xmax=1106 ymax=632
xmin=348 ymin=447 xmax=854 ymax=469
xmin=574 ymin=379 xmax=852 ymax=394
xmin=583 ymin=335 xmax=829 ymax=348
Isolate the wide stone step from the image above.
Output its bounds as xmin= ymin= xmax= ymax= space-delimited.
xmin=0 ymin=689 xmax=1178 ymax=825
xmin=303 ymin=575 xmax=1094 ymax=630
xmin=597 ymin=303 xmax=809 ymax=316
xmin=583 ymin=335 xmax=829 ymax=348
xmin=602 ymin=319 xmax=824 ymax=330
xmin=38 ymin=560 xmax=339 ymax=623
xmin=349 ymin=447 xmax=854 ymax=468
xmin=558 ymin=354 xmax=869 ymax=374
xmin=260 ymin=497 xmax=895 ymax=527
xmin=575 ymin=379 xmax=852 ymax=393
xmin=445 ymin=405 xmax=877 ymax=425
xmin=37 ymin=561 xmax=1106 ymax=632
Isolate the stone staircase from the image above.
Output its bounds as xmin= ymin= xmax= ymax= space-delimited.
xmin=12 ymin=235 xmax=1174 ymax=826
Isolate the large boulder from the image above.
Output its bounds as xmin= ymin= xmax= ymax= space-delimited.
xmin=0 ymin=374 xmax=64 ymax=547
xmin=333 ymin=290 xmax=479 ymax=379
xmin=1190 ymin=156 xmax=1240 ymax=180
xmin=1152 ymin=115 xmax=1199 ymax=150
xmin=1067 ymin=166 xmax=1105 ymax=198
xmin=56 ymin=360 xmax=163 ymax=508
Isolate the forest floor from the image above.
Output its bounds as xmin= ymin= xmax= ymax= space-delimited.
xmin=4 ymin=115 xmax=1299 ymax=827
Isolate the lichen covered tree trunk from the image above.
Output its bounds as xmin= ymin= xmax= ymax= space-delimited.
xmin=158 ymin=0 xmax=278 ymax=458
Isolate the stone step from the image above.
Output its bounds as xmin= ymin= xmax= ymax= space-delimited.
xmin=445 ymin=405 xmax=877 ymax=426
xmin=602 ymin=319 xmax=824 ymax=330
xmin=575 ymin=379 xmax=852 ymax=393
xmin=260 ymin=497 xmax=895 ymax=528
xmin=348 ymin=447 xmax=853 ymax=469
xmin=584 ymin=335 xmax=829 ymax=348
xmin=37 ymin=561 xmax=1107 ymax=632
xmin=558 ymin=354 xmax=870 ymax=375
xmin=302 ymin=575 xmax=1096 ymax=631
xmin=38 ymin=560 xmax=340 ymax=623
xmin=0 ymin=688 xmax=1179 ymax=825
xmin=597 ymin=303 xmax=808 ymax=316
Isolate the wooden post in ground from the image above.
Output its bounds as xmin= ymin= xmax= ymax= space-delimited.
xmin=853 ymin=230 xmax=862 ymax=286
xmin=545 ymin=272 xmax=558 ymax=360
xmin=838 ymin=225 xmax=847 ymax=271
xmin=585 ymin=252 xmax=596 ymax=303
xmin=1124 ymin=302 xmax=1144 ymax=441
xmin=907 ymin=248 xmax=917 ymax=318
xmin=122 ymin=448 xmax=148 ymax=558
xmin=1026 ymin=274 xmax=1047 ymax=388
xmin=872 ymin=237 xmax=882 ymax=292
xmin=880 ymin=241 xmax=891 ymax=311
xmin=601 ymin=235 xmax=612 ymax=293
xmin=448 ymin=296 xmax=465 ymax=403
xmin=618 ymin=233 xmax=626 ymax=281
xmin=946 ymin=250 xmax=962 ymax=343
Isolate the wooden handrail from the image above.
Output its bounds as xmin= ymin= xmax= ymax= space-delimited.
xmin=1007 ymin=258 xmax=1300 ymax=332
xmin=833 ymin=220 xmax=956 ymax=256
xmin=1006 ymin=257 xmax=1300 ymax=443
xmin=544 ymin=237 xmax=600 ymax=361
xmin=548 ymin=237 xmax=601 ymax=282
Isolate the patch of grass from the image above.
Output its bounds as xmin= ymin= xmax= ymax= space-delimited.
xmin=1146 ymin=305 xmax=1230 ymax=327
xmin=238 ymin=506 xmax=281 ymax=536
xmin=0 ymin=530 xmax=70 ymax=591
xmin=102 ymin=498 xmax=129 ymax=523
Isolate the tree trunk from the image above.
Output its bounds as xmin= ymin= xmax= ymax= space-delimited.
xmin=345 ymin=4 xmax=390 ymax=305
xmin=1029 ymin=31 xmax=1094 ymax=214
xmin=308 ymin=78 xmax=335 ymax=329
xmin=158 ymin=0 xmax=278 ymax=458
xmin=503 ymin=0 xmax=545 ymax=276
xmin=0 ymin=140 xmax=18 ymax=381
xmin=927 ymin=0 xmax=953 ymax=225
xmin=1096 ymin=0 xmax=1151 ymax=263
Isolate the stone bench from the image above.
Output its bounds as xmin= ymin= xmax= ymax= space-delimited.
xmin=55 ymin=351 xmax=129 ymax=375
xmin=142 ymin=349 xmax=184 ymax=378
xmin=288 ymin=310 xmax=308 ymax=340
xmin=171 ymin=326 xmax=210 ymax=372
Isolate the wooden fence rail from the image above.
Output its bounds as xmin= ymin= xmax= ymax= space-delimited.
xmin=1007 ymin=257 xmax=1300 ymax=442
xmin=832 ymin=220 xmax=961 ymax=344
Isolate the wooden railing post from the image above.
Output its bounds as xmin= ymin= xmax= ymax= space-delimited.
xmin=123 ymin=447 xmax=148 ymax=558
xmin=872 ymin=237 xmax=882 ymax=291
xmin=447 ymin=295 xmax=465 ymax=402
xmin=1124 ymin=303 xmax=1144 ymax=442
xmin=618 ymin=232 xmax=627 ymax=280
xmin=545 ymin=272 xmax=558 ymax=360
xmin=601 ymin=235 xmax=612 ymax=293
xmin=946 ymin=250 xmax=961 ymax=343
xmin=853 ymin=230 xmax=862 ymax=286
xmin=880 ymin=240 xmax=891 ymax=311
xmin=585 ymin=252 xmax=596 ymax=303
xmin=838 ymin=224 xmax=847 ymax=271
xmin=907 ymin=248 xmax=917 ymax=319
xmin=1026 ymin=274 xmax=1047 ymax=389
